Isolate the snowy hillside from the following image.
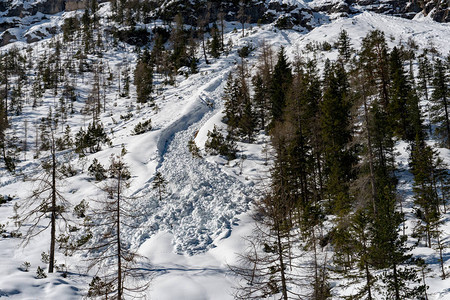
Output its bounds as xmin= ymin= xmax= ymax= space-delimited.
xmin=0 ymin=1 xmax=450 ymax=299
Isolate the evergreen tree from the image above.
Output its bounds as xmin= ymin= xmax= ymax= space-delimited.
xmin=253 ymin=41 xmax=274 ymax=131
xmin=417 ymin=53 xmax=433 ymax=102
xmin=360 ymin=30 xmax=390 ymax=108
xmin=152 ymin=171 xmax=167 ymax=202
xmin=223 ymin=73 xmax=240 ymax=132
xmin=169 ymin=14 xmax=187 ymax=71
xmin=270 ymin=47 xmax=292 ymax=127
xmin=134 ymin=49 xmax=153 ymax=104
xmin=0 ymin=98 xmax=8 ymax=168
xmin=204 ymin=125 xmax=237 ymax=160
xmin=368 ymin=102 xmax=425 ymax=299
xmin=75 ymin=122 xmax=110 ymax=155
xmin=252 ymin=73 xmax=268 ymax=130
xmin=431 ymin=58 xmax=450 ymax=148
xmin=320 ymin=62 xmax=354 ymax=215
xmin=210 ymin=23 xmax=221 ymax=59
xmin=337 ymin=29 xmax=352 ymax=62
xmin=410 ymin=137 xmax=441 ymax=248
xmin=388 ymin=47 xmax=422 ymax=141
xmin=236 ymin=60 xmax=256 ymax=141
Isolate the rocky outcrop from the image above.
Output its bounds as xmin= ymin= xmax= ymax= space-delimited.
xmin=421 ymin=0 xmax=450 ymax=22
xmin=65 ymin=0 xmax=87 ymax=12
xmin=311 ymin=0 xmax=449 ymax=21
xmin=154 ymin=0 xmax=318 ymax=30
xmin=0 ymin=30 xmax=18 ymax=46
xmin=0 ymin=0 xmax=108 ymax=18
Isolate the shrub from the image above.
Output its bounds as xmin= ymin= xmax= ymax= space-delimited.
xmin=132 ymin=119 xmax=152 ymax=135
xmin=238 ymin=44 xmax=254 ymax=58
xmin=188 ymin=139 xmax=202 ymax=158
xmin=21 ymin=261 xmax=31 ymax=272
xmin=88 ymin=159 xmax=107 ymax=181
xmin=36 ymin=266 xmax=47 ymax=279
xmin=74 ymin=199 xmax=89 ymax=218
xmin=75 ymin=122 xmax=111 ymax=155
xmin=205 ymin=126 xmax=237 ymax=160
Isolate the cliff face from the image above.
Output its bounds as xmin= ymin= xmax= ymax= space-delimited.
xmin=0 ymin=0 xmax=100 ymax=17
xmin=0 ymin=0 xmax=107 ymax=45
xmin=153 ymin=0 xmax=320 ymax=30
xmin=152 ymin=0 xmax=449 ymax=28
xmin=0 ymin=0 xmax=448 ymax=46
xmin=310 ymin=0 xmax=449 ymax=21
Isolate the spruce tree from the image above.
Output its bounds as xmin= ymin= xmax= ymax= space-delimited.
xmin=431 ymin=58 xmax=450 ymax=148
xmin=368 ymin=103 xmax=425 ymax=300
xmin=388 ymin=47 xmax=423 ymax=141
xmin=223 ymin=73 xmax=240 ymax=132
xmin=360 ymin=30 xmax=390 ymax=108
xmin=337 ymin=29 xmax=352 ymax=62
xmin=388 ymin=47 xmax=411 ymax=139
xmin=410 ymin=137 xmax=441 ymax=248
xmin=134 ymin=49 xmax=153 ymax=104
xmin=320 ymin=62 xmax=354 ymax=215
xmin=210 ymin=23 xmax=221 ymax=59
xmin=152 ymin=171 xmax=167 ymax=202
xmin=417 ymin=53 xmax=433 ymax=102
xmin=270 ymin=47 xmax=292 ymax=128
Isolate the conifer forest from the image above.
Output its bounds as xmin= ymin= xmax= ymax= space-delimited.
xmin=0 ymin=0 xmax=449 ymax=299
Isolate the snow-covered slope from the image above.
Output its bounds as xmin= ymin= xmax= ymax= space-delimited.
xmin=0 ymin=4 xmax=449 ymax=300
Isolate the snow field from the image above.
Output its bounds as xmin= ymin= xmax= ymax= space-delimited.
xmin=0 ymin=4 xmax=450 ymax=299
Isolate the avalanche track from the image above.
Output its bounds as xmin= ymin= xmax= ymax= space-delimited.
xmin=131 ymin=59 xmax=257 ymax=255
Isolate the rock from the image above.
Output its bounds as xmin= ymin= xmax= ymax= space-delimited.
xmin=0 ymin=30 xmax=18 ymax=46
xmin=65 ymin=0 xmax=87 ymax=12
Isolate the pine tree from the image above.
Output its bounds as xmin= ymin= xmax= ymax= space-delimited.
xmin=431 ymin=58 xmax=450 ymax=148
xmin=252 ymin=74 xmax=267 ymax=130
xmin=388 ymin=47 xmax=422 ymax=141
xmin=360 ymin=30 xmax=390 ymax=108
xmin=169 ymin=14 xmax=187 ymax=71
xmin=134 ymin=49 xmax=153 ymax=104
xmin=320 ymin=62 xmax=354 ymax=215
xmin=0 ymin=97 xmax=8 ymax=167
xmin=410 ymin=137 xmax=441 ymax=248
xmin=236 ymin=59 xmax=256 ymax=141
xmin=337 ymin=29 xmax=352 ymax=62
xmin=223 ymin=73 xmax=240 ymax=132
xmin=205 ymin=125 xmax=237 ymax=160
xmin=253 ymin=41 xmax=274 ymax=131
xmin=417 ymin=53 xmax=433 ymax=102
xmin=368 ymin=103 xmax=425 ymax=299
xmin=75 ymin=122 xmax=110 ymax=155
xmin=152 ymin=171 xmax=167 ymax=202
xmin=210 ymin=23 xmax=221 ymax=59
xmin=270 ymin=47 xmax=292 ymax=127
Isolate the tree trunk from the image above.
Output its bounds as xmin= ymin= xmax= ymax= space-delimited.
xmin=117 ymin=172 xmax=122 ymax=299
xmin=202 ymin=34 xmax=208 ymax=65
xmin=49 ymin=139 xmax=56 ymax=273
xmin=437 ymin=236 xmax=446 ymax=279
xmin=365 ymin=262 xmax=373 ymax=300
xmin=393 ymin=263 xmax=400 ymax=300
xmin=363 ymin=86 xmax=377 ymax=216
xmin=442 ymin=93 xmax=450 ymax=148
xmin=276 ymin=225 xmax=288 ymax=300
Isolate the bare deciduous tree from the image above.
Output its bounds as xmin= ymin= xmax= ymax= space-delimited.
xmin=13 ymin=123 xmax=69 ymax=274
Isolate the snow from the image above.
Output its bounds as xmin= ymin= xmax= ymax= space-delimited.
xmin=0 ymin=3 xmax=450 ymax=299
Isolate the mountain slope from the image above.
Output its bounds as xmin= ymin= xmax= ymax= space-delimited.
xmin=0 ymin=2 xmax=449 ymax=299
